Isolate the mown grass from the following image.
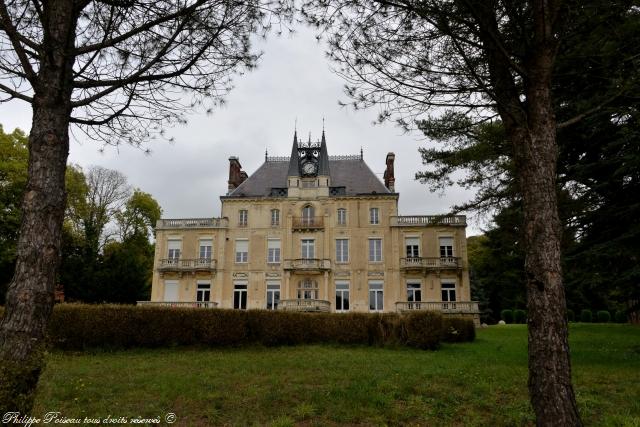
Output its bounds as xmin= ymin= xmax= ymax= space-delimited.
xmin=33 ymin=324 xmax=639 ymax=426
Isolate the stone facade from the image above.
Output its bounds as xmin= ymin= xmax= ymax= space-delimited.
xmin=146 ymin=131 xmax=479 ymax=323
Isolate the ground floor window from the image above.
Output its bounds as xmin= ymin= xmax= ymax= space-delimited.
xmin=407 ymin=282 xmax=421 ymax=302
xmin=163 ymin=280 xmax=178 ymax=302
xmin=297 ymin=278 xmax=318 ymax=300
xmin=234 ymin=282 xmax=248 ymax=309
xmin=441 ymin=281 xmax=456 ymax=309
xmin=335 ymin=281 xmax=350 ymax=312
xmin=266 ymin=281 xmax=280 ymax=310
xmin=369 ymin=281 xmax=384 ymax=311
xmin=196 ymin=281 xmax=210 ymax=303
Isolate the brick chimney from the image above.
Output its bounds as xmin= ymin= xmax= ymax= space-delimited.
xmin=228 ymin=157 xmax=246 ymax=193
xmin=383 ymin=152 xmax=395 ymax=192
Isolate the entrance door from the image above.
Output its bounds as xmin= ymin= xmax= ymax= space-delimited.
xmin=164 ymin=280 xmax=178 ymax=302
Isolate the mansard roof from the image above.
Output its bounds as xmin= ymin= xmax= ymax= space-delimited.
xmin=223 ymin=155 xmax=391 ymax=198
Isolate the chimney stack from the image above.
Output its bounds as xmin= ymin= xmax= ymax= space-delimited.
xmin=228 ymin=156 xmax=245 ymax=194
xmin=384 ymin=152 xmax=395 ymax=192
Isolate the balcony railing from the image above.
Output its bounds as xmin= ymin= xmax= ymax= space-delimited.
xmin=158 ymin=258 xmax=217 ymax=272
xmin=279 ymin=299 xmax=331 ymax=312
xmin=137 ymin=301 xmax=218 ymax=308
xmin=156 ymin=218 xmax=228 ymax=229
xmin=390 ymin=215 xmax=466 ymax=227
xmin=400 ymin=257 xmax=462 ymax=270
xmin=395 ymin=301 xmax=479 ymax=314
xmin=283 ymin=258 xmax=331 ymax=271
xmin=292 ymin=216 xmax=324 ymax=230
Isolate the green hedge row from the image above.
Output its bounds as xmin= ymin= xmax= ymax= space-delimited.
xmin=500 ymin=309 xmax=527 ymax=324
xmin=0 ymin=305 xmax=475 ymax=351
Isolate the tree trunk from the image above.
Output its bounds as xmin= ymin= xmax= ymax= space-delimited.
xmin=0 ymin=0 xmax=77 ymax=412
xmin=511 ymin=28 xmax=582 ymax=425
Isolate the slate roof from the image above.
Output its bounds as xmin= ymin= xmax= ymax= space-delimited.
xmin=224 ymin=157 xmax=392 ymax=198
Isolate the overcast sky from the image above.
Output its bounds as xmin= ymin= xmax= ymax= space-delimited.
xmin=0 ymin=25 xmax=482 ymax=235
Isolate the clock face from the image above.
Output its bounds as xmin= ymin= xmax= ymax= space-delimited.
xmin=302 ymin=161 xmax=317 ymax=175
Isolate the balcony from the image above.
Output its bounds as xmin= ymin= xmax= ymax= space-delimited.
xmin=279 ymin=299 xmax=331 ymax=312
xmin=395 ymin=301 xmax=480 ymax=317
xmin=157 ymin=258 xmax=217 ymax=275
xmin=400 ymin=257 xmax=462 ymax=271
xmin=283 ymin=258 xmax=331 ymax=273
xmin=292 ymin=216 xmax=324 ymax=231
xmin=156 ymin=218 xmax=228 ymax=229
xmin=137 ymin=301 xmax=218 ymax=308
xmin=390 ymin=215 xmax=466 ymax=227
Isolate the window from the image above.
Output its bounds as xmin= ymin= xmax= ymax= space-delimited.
xmin=297 ymin=278 xmax=318 ymax=299
xmin=407 ymin=282 xmax=422 ymax=302
xmin=439 ymin=236 xmax=454 ymax=258
xmin=199 ymin=239 xmax=212 ymax=260
xmin=196 ymin=281 xmax=211 ymax=303
xmin=301 ymin=239 xmax=315 ymax=259
xmin=239 ymin=209 xmax=248 ymax=226
xmin=337 ymin=208 xmax=347 ymax=225
xmin=233 ymin=282 xmax=247 ymax=309
xmin=267 ymin=239 xmax=281 ymax=264
xmin=167 ymin=240 xmax=181 ymax=261
xmin=368 ymin=238 xmax=382 ymax=262
xmin=335 ymin=281 xmax=350 ymax=312
xmin=369 ymin=281 xmax=384 ymax=311
xmin=271 ymin=209 xmax=280 ymax=226
xmin=266 ymin=281 xmax=280 ymax=310
xmin=235 ymin=239 xmax=248 ymax=263
xmin=405 ymin=237 xmax=420 ymax=259
xmin=369 ymin=207 xmax=379 ymax=224
xmin=336 ymin=239 xmax=349 ymax=263
xmin=302 ymin=205 xmax=315 ymax=225
xmin=302 ymin=179 xmax=317 ymax=188
xmin=163 ymin=280 xmax=178 ymax=302
xmin=441 ymin=282 xmax=456 ymax=302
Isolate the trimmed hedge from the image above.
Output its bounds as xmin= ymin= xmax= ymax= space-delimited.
xmin=567 ymin=309 xmax=575 ymax=322
xmin=441 ymin=317 xmax=476 ymax=342
xmin=0 ymin=304 xmax=476 ymax=351
xmin=500 ymin=309 xmax=513 ymax=324
xmin=596 ymin=310 xmax=611 ymax=323
xmin=614 ymin=310 xmax=627 ymax=323
xmin=580 ymin=309 xmax=593 ymax=323
xmin=513 ymin=309 xmax=527 ymax=324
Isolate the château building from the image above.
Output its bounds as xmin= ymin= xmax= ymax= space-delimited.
xmin=143 ymin=130 xmax=479 ymax=324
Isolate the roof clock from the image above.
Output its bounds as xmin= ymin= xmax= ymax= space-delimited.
xmin=301 ymin=160 xmax=318 ymax=176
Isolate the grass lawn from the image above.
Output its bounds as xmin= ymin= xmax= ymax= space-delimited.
xmin=33 ymin=324 xmax=639 ymax=426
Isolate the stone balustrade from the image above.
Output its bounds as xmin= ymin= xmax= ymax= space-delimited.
xmin=279 ymin=299 xmax=331 ymax=312
xmin=390 ymin=215 xmax=466 ymax=227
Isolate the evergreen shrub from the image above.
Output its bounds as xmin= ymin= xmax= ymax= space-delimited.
xmin=500 ymin=309 xmax=513 ymax=324
xmin=580 ymin=309 xmax=593 ymax=323
xmin=596 ymin=310 xmax=611 ymax=323
xmin=614 ymin=310 xmax=627 ymax=323
xmin=513 ymin=309 xmax=527 ymax=324
xmin=566 ymin=309 xmax=575 ymax=322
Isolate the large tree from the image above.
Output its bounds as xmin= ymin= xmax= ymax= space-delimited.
xmin=0 ymin=0 xmax=288 ymax=412
xmin=303 ymin=0 xmax=636 ymax=424
xmin=413 ymin=1 xmax=640 ymax=318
